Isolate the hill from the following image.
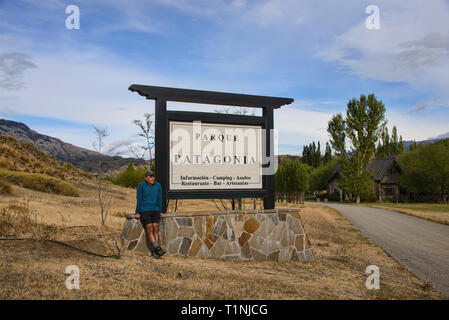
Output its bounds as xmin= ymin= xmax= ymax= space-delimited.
xmin=402 ymin=132 xmax=448 ymax=151
xmin=0 ymin=135 xmax=92 ymax=180
xmin=0 ymin=135 xmax=96 ymax=196
xmin=402 ymin=139 xmax=440 ymax=151
xmin=0 ymin=119 xmax=146 ymax=174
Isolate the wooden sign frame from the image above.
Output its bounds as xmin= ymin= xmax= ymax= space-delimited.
xmin=129 ymin=84 xmax=293 ymax=212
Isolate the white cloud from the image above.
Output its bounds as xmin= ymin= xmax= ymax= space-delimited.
xmin=4 ymin=46 xmax=445 ymax=155
xmin=409 ymin=102 xmax=428 ymax=113
xmin=0 ymin=52 xmax=37 ymax=90
xmin=387 ymin=111 xmax=449 ymax=142
xmin=275 ymin=104 xmax=332 ymax=151
xmin=274 ymin=102 xmax=449 ymax=155
xmin=2 ymin=0 xmax=449 ymax=156
xmin=317 ymin=0 xmax=449 ymax=98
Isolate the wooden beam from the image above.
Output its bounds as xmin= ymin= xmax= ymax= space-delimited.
xmin=263 ymin=106 xmax=275 ymax=209
xmin=167 ymin=111 xmax=265 ymax=126
xmin=155 ymin=99 xmax=169 ymax=213
xmin=129 ymin=84 xmax=293 ymax=109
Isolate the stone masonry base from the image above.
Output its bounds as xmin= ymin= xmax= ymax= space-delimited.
xmin=120 ymin=208 xmax=313 ymax=262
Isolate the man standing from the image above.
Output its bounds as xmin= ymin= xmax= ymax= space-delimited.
xmin=135 ymin=170 xmax=166 ymax=259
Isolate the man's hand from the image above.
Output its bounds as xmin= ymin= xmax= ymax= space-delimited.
xmin=160 ymin=213 xmax=165 ymax=218
xmin=135 ymin=214 xmax=140 ymax=219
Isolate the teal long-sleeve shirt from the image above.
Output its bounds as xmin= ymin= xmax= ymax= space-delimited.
xmin=135 ymin=181 xmax=162 ymax=213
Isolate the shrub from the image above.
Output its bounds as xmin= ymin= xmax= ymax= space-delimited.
xmin=0 ymin=158 xmax=12 ymax=169
xmin=326 ymin=192 xmax=341 ymax=202
xmin=32 ymin=160 xmax=43 ymax=169
xmin=0 ymin=169 xmax=79 ymax=197
xmin=0 ymin=144 xmax=15 ymax=157
xmin=84 ymin=172 xmax=94 ymax=179
xmin=19 ymin=154 xmax=30 ymax=163
xmin=360 ymin=193 xmax=377 ymax=202
xmin=0 ymin=178 xmax=13 ymax=195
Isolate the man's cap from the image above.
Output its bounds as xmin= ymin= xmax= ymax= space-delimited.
xmin=145 ymin=170 xmax=155 ymax=177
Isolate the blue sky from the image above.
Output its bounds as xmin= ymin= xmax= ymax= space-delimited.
xmin=1 ymin=0 xmax=448 ymax=157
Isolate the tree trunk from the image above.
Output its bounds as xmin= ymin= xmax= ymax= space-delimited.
xmin=356 ymin=194 xmax=360 ymax=204
xmin=98 ymin=179 xmax=104 ymax=225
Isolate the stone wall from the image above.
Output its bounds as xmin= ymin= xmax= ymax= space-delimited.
xmin=120 ymin=208 xmax=313 ymax=262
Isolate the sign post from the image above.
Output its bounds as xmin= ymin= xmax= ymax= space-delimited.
xmin=129 ymin=85 xmax=293 ymax=212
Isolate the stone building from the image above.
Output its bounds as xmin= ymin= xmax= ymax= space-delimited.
xmin=327 ymin=156 xmax=400 ymax=202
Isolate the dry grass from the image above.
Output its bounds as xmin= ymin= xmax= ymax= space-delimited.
xmin=0 ymin=184 xmax=442 ymax=299
xmin=357 ymin=203 xmax=449 ymax=225
xmin=0 ymin=180 xmax=135 ymax=228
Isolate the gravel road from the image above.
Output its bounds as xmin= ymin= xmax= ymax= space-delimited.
xmin=313 ymin=202 xmax=449 ymax=298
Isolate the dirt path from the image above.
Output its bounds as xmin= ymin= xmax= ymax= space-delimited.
xmin=313 ymin=202 xmax=449 ymax=298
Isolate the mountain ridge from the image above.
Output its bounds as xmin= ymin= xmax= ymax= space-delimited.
xmin=0 ymin=118 xmax=146 ymax=174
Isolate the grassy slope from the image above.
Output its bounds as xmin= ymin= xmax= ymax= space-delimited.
xmin=0 ymin=169 xmax=79 ymax=197
xmin=0 ymin=187 xmax=442 ymax=299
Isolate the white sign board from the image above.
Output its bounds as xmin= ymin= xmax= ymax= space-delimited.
xmin=169 ymin=121 xmax=263 ymax=190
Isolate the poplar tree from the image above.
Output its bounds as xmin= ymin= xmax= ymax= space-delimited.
xmin=324 ymin=142 xmax=332 ymax=163
xmin=327 ymin=94 xmax=386 ymax=203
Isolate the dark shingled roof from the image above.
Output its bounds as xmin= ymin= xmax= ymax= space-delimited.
xmin=367 ymin=156 xmax=397 ymax=182
xmin=327 ymin=156 xmax=398 ymax=184
xmin=327 ymin=162 xmax=343 ymax=183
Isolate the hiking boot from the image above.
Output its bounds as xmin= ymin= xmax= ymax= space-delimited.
xmin=156 ymin=245 xmax=166 ymax=257
xmin=150 ymin=247 xmax=161 ymax=259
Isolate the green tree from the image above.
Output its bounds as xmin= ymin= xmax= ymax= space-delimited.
xmin=315 ymin=141 xmax=321 ymax=168
xmin=398 ymin=139 xmax=449 ymax=202
xmin=309 ymin=159 xmax=336 ymax=192
xmin=275 ymin=159 xmax=310 ymax=202
xmin=399 ymin=136 xmax=404 ymax=153
xmin=379 ymin=125 xmax=390 ymax=157
xmin=112 ymin=163 xmax=148 ymax=188
xmin=390 ymin=126 xmax=399 ymax=155
xmin=114 ymin=163 xmax=137 ymax=187
xmin=324 ymin=142 xmax=332 ymax=163
xmin=376 ymin=125 xmax=402 ymax=157
xmin=302 ymin=141 xmax=325 ymax=168
xmin=302 ymin=145 xmax=310 ymax=165
xmin=327 ymin=93 xmax=386 ymax=203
